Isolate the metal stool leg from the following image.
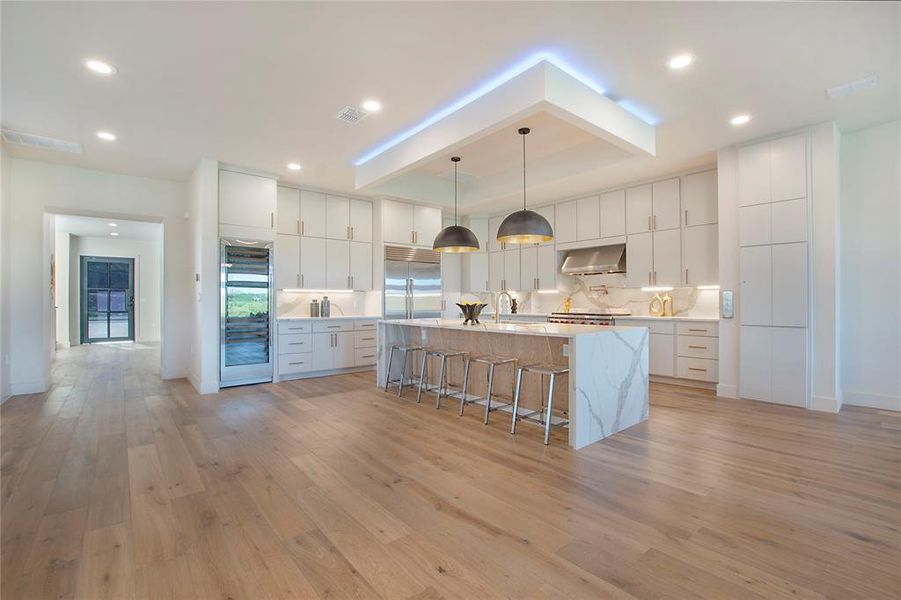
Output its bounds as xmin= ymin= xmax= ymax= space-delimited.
xmin=459 ymin=358 xmax=471 ymax=416
xmin=544 ymin=373 xmax=556 ymax=445
xmin=416 ymin=351 xmax=428 ymax=404
xmin=435 ymin=355 xmax=447 ymax=409
xmin=397 ymin=349 xmax=409 ymax=396
xmin=384 ymin=347 xmax=395 ymax=391
xmin=511 ymin=367 xmax=523 ymax=434
xmin=483 ymin=363 xmax=496 ymax=424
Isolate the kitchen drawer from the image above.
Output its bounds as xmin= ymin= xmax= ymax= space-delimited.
xmin=279 ymin=352 xmax=312 ymax=375
xmin=354 ymin=348 xmax=378 ymax=367
xmin=676 ymin=321 xmax=719 ymax=337
xmin=354 ymin=331 xmax=377 ymax=349
xmin=354 ymin=319 xmax=379 ymax=331
xmin=312 ymin=320 xmax=354 ymax=333
xmin=677 ymin=357 xmax=719 ymax=382
xmin=278 ymin=320 xmax=312 ymax=334
xmin=278 ymin=333 xmax=311 ymax=355
xmin=619 ymin=319 xmax=675 ymax=335
xmin=677 ymin=335 xmax=718 ymax=359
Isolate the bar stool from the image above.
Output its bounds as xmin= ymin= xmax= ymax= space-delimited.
xmin=509 ymin=324 xmax=570 ymax=445
xmin=460 ymin=324 xmax=517 ymax=424
xmin=415 ymin=321 xmax=467 ymax=409
xmin=383 ymin=325 xmax=425 ymax=397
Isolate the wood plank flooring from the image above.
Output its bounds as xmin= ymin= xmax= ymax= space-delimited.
xmin=2 ymin=342 xmax=899 ymax=599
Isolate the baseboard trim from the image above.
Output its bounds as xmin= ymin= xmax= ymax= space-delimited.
xmin=716 ymin=383 xmax=738 ymax=399
xmin=650 ymin=375 xmax=716 ymax=391
xmin=842 ymin=390 xmax=901 ymax=412
xmin=277 ymin=365 xmax=375 ymax=383
xmin=9 ymin=380 xmax=48 ymax=396
xmin=810 ymin=394 xmax=841 ymax=413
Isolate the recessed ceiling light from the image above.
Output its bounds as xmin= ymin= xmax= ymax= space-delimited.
xmin=730 ymin=114 xmax=751 ymax=126
xmin=110 ymin=232 xmax=119 ymax=237
xmin=96 ymin=131 xmax=116 ymax=141
xmin=361 ymin=99 xmax=382 ymax=113
xmin=287 ymin=162 xmax=301 ymax=171
xmin=108 ymin=223 xmax=118 ymax=227
xmin=667 ymin=54 xmax=694 ymax=70
xmin=85 ymin=59 xmax=117 ymax=76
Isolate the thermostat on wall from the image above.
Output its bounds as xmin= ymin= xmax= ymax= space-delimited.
xmin=721 ymin=290 xmax=734 ymax=319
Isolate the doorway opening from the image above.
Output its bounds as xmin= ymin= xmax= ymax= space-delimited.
xmin=79 ymin=256 xmax=135 ymax=343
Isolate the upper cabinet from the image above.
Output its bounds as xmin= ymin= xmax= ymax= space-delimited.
xmin=300 ymin=191 xmax=327 ymax=237
xmin=382 ymin=199 xmax=442 ymax=246
xmin=349 ymin=199 xmax=373 ymax=243
xmin=739 ymin=133 xmax=807 ymax=206
xmin=534 ymin=205 xmax=555 ymax=246
xmin=277 ymin=187 xmax=301 ymax=234
xmin=325 ymin=195 xmax=350 ymax=240
xmin=488 ymin=215 xmax=505 ymax=252
xmin=681 ymin=170 xmax=718 ymax=227
xmin=599 ymin=190 xmax=626 ymax=238
xmin=554 ymin=200 xmax=578 ymax=244
xmin=467 ymin=216 xmax=489 ymax=252
xmin=625 ymin=184 xmax=652 ymax=234
xmin=219 ymin=170 xmax=277 ymax=230
xmin=626 ymin=179 xmax=680 ymax=233
xmin=414 ymin=205 xmax=442 ymax=247
xmin=576 ymin=196 xmax=601 ymax=241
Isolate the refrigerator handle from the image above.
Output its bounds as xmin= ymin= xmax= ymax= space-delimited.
xmin=407 ymin=278 xmax=413 ymax=319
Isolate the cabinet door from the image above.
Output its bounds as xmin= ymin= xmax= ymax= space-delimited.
xmin=326 ymin=195 xmax=350 ymax=240
xmin=740 ymin=325 xmax=771 ymax=401
xmin=300 ymin=191 xmax=327 ymax=238
xmin=651 ymin=178 xmax=681 ymax=231
xmin=771 ymin=327 xmax=807 ymax=407
xmin=626 ymin=232 xmax=653 ymax=288
xmin=682 ymin=224 xmax=717 ymax=286
xmin=554 ymin=200 xmax=578 ymax=244
xmin=349 ymin=199 xmax=372 ymax=243
xmin=488 ymin=215 xmax=506 ymax=252
xmin=772 ymin=242 xmax=807 ymax=327
xmin=520 ymin=246 xmax=538 ymax=291
xmin=277 ymin=187 xmax=301 ymax=234
xmin=467 ymin=217 xmax=489 ymax=252
xmin=770 ymin=134 xmax=807 ymax=202
xmin=312 ymin=333 xmax=334 ymax=371
xmin=467 ymin=252 xmax=489 ymax=293
xmin=219 ymin=170 xmax=276 ymax=229
xmin=576 ymin=196 xmax=600 ymax=241
xmin=652 ymin=229 xmax=681 ymax=287
xmin=770 ymin=198 xmax=807 ymax=244
xmin=381 ymin=199 xmax=414 ymax=244
xmin=537 ymin=244 xmax=557 ymax=291
xmin=334 ymin=332 xmax=356 ymax=369
xmin=681 ymin=170 xmax=717 ymax=226
xmin=535 ymin=205 xmax=555 ymax=245
xmin=275 ymin=234 xmax=300 ymax=290
xmin=740 ymin=245 xmax=772 ymax=326
xmin=349 ymin=242 xmax=372 ymax=291
xmin=626 ymin=184 xmax=653 ymax=234
xmin=489 ymin=251 xmax=504 ymax=291
xmin=504 ymin=247 xmax=521 ymax=291
xmin=649 ymin=333 xmax=675 ymax=377
xmin=441 ymin=249 xmax=461 ymax=317
xmin=299 ymin=237 xmax=326 ymax=289
xmin=413 ymin=205 xmax=442 ymax=247
xmin=326 ymin=240 xmax=350 ymax=289
xmin=739 ymin=204 xmax=771 ymax=247
xmin=738 ymin=142 xmax=770 ymax=207
xmin=599 ymin=190 xmax=626 ymax=238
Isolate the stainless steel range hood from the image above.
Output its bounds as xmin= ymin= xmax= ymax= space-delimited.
xmin=561 ymin=244 xmax=626 ymax=275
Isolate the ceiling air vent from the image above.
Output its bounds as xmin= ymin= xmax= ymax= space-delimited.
xmin=334 ymin=105 xmax=368 ymax=125
xmin=826 ymin=74 xmax=879 ymax=99
xmin=1 ymin=129 xmax=83 ymax=154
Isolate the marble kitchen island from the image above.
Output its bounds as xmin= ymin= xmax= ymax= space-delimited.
xmin=377 ymin=319 xmax=649 ymax=449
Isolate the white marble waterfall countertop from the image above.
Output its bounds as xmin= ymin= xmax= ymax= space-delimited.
xmin=614 ymin=315 xmax=719 ymax=322
xmin=381 ymin=318 xmax=644 ymax=339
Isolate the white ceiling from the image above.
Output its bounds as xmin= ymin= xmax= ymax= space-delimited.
xmin=3 ymin=2 xmax=898 ymax=212
xmin=55 ymin=214 xmax=162 ymax=241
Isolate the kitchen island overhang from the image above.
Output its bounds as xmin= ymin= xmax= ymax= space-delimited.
xmin=377 ymin=319 xmax=649 ymax=449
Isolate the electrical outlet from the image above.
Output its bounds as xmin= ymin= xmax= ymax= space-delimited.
xmin=562 ymin=344 xmax=569 ymax=357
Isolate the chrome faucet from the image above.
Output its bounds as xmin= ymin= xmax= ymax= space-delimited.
xmin=494 ymin=291 xmax=513 ymax=323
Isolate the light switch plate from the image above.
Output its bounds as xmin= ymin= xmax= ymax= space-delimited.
xmin=562 ymin=344 xmax=569 ymax=357
xmin=721 ymin=290 xmax=734 ymax=319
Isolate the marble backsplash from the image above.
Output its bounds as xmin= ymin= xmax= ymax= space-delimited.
xmin=277 ymin=290 xmax=381 ymax=318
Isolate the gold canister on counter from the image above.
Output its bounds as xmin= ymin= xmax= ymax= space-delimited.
xmin=562 ymin=296 xmax=573 ymax=313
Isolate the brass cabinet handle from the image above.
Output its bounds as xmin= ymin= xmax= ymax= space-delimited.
xmin=288 ymin=361 xmax=305 ymax=366
xmin=327 ymin=325 xmax=341 ymax=329
xmin=684 ymin=209 xmax=689 ymax=226
xmin=648 ymin=272 xmax=652 ymax=286
xmin=688 ymin=345 xmax=707 ymax=350
xmin=301 ymin=220 xmax=305 ymax=235
xmin=688 ymin=367 xmax=707 ymax=372
xmin=653 ymin=215 xmax=657 ymax=230
xmin=362 ymin=354 xmax=375 ymax=358
xmin=361 ymin=337 xmax=374 ymax=341
xmin=296 ymin=219 xmax=300 ymax=234
xmin=288 ymin=342 xmax=305 ymax=346
xmin=688 ymin=328 xmax=706 ymax=332
xmin=271 ymin=212 xmax=274 ymax=228
xmin=647 ymin=215 xmax=652 ymax=231
xmin=685 ymin=268 xmax=689 ymax=284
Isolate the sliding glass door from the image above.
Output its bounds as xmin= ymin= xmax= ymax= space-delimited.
xmin=80 ymin=256 xmax=135 ymax=343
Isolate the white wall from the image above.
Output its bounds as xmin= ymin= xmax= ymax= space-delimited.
xmin=839 ymin=120 xmax=901 ymax=411
xmin=54 ymin=230 xmax=71 ymax=346
xmin=6 ymin=158 xmax=190 ymax=394
xmin=0 ymin=143 xmax=10 ymax=402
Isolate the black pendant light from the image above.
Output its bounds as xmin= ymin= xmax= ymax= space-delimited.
xmin=433 ymin=156 xmax=480 ymax=253
xmin=496 ymin=127 xmax=554 ymax=245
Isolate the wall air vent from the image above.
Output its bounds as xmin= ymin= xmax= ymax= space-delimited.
xmin=826 ymin=74 xmax=879 ymax=99
xmin=1 ymin=129 xmax=84 ymax=154
xmin=334 ymin=105 xmax=368 ymax=125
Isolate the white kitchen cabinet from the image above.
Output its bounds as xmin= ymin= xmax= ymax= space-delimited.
xmin=414 ymin=205 xmax=442 ymax=247
xmin=738 ymin=142 xmax=771 ymax=207
xmin=300 ymin=191 xmax=327 ymax=238
xmin=489 ymin=251 xmax=504 ymax=292
xmin=770 ymin=134 xmax=807 ymax=202
xmin=740 ymin=245 xmax=772 ymax=326
xmin=771 ymin=327 xmax=808 ymax=407
xmin=535 ymin=205 xmax=555 ymax=245
xmin=382 ymin=199 xmax=414 ymax=244
xmin=626 ymin=232 xmax=653 ymax=288
xmin=488 ymin=215 xmax=505 ymax=252
xmin=275 ymin=234 xmax=300 ymax=290
xmin=504 ymin=247 xmax=521 ymax=291
xmin=681 ymin=170 xmax=717 ymax=226
xmin=576 ymin=196 xmax=600 ymax=241
xmin=349 ymin=242 xmax=372 ymax=291
xmin=649 ymin=333 xmax=675 ymax=377
xmin=219 ymin=170 xmax=277 ymax=230
xmin=599 ymin=189 xmax=626 ymax=238
xmin=467 ymin=252 xmax=489 ymax=293
xmin=772 ymin=242 xmax=807 ymax=327
xmin=651 ymin=178 xmax=681 ymax=231
xmin=626 ymin=184 xmax=653 ymax=234
xmin=739 ymin=204 xmax=771 ymax=247
xmin=349 ymin=199 xmax=372 ymax=243
xmin=740 ymin=325 xmax=772 ymax=401
xmin=771 ymin=198 xmax=807 ymax=244
xmin=277 ymin=187 xmax=301 ymax=235
xmin=520 ymin=246 xmax=537 ymax=292
xmin=326 ymin=195 xmax=350 ymax=240
xmin=326 ymin=239 xmax=350 ymax=289
xmin=467 ymin=217 xmax=489 ymax=252
xmin=519 ymin=245 xmax=555 ymax=292
xmin=300 ymin=237 xmax=326 ymax=289
xmin=441 ymin=252 xmax=462 ymax=318
xmin=312 ymin=331 xmax=355 ymax=371
xmin=682 ymin=224 xmax=717 ymax=286
xmin=537 ymin=245 xmax=557 ymax=291
xmin=652 ymin=229 xmax=682 ymax=286
xmin=554 ymin=200 xmax=578 ymax=244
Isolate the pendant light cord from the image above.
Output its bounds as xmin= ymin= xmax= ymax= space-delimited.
xmin=454 ymin=159 xmax=458 ymax=225
xmin=522 ymin=132 xmax=527 ymax=210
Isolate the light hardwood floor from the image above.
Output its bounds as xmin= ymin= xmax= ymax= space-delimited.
xmin=2 ymin=342 xmax=899 ymax=599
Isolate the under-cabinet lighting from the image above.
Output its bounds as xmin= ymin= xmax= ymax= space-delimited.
xmin=641 ymin=286 xmax=674 ymax=292
xmin=696 ymin=285 xmax=720 ymax=290
xmin=536 ymin=290 xmax=559 ymax=294
xmin=280 ymin=289 xmax=355 ymax=293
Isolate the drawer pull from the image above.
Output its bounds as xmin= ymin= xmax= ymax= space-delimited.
xmin=327 ymin=325 xmax=341 ymax=329
xmin=688 ymin=328 xmax=706 ymax=332
xmin=361 ymin=354 xmax=375 ymax=358
xmin=288 ymin=342 xmax=305 ymax=346
xmin=361 ymin=337 xmax=374 ymax=341
xmin=688 ymin=345 xmax=707 ymax=350
xmin=688 ymin=367 xmax=707 ymax=372
xmin=288 ymin=361 xmax=305 ymax=366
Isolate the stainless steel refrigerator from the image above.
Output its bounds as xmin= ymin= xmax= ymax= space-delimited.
xmin=384 ymin=246 xmax=442 ymax=319
xmin=220 ymin=238 xmax=274 ymax=387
